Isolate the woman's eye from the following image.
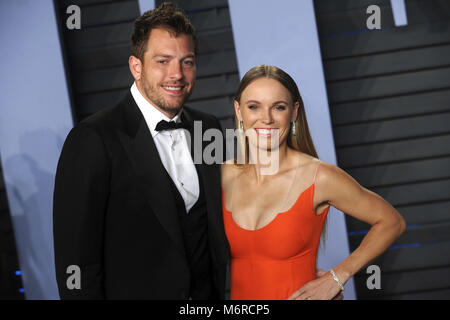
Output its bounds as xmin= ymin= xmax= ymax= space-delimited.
xmin=248 ymin=105 xmax=257 ymax=110
xmin=275 ymin=105 xmax=286 ymax=110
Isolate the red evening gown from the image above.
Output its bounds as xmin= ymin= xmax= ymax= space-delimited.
xmin=222 ymin=161 xmax=329 ymax=300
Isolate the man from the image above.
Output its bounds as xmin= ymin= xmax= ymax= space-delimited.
xmin=53 ymin=3 xmax=229 ymax=299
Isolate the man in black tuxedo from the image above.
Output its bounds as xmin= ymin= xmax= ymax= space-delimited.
xmin=53 ymin=3 xmax=229 ymax=299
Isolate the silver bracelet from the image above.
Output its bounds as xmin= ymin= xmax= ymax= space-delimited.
xmin=329 ymin=269 xmax=345 ymax=291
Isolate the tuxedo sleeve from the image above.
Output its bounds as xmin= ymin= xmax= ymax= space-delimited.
xmin=53 ymin=124 xmax=110 ymax=299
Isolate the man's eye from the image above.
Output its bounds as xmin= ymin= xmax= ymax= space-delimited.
xmin=248 ymin=105 xmax=257 ymax=110
xmin=183 ymin=60 xmax=195 ymax=66
xmin=157 ymin=60 xmax=168 ymax=64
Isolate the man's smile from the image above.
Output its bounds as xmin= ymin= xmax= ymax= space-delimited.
xmin=162 ymin=84 xmax=186 ymax=95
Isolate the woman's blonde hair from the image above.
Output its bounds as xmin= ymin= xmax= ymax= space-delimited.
xmin=234 ymin=64 xmax=327 ymax=247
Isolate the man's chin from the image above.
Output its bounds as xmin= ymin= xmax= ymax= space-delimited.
xmin=163 ymin=96 xmax=190 ymax=110
xmin=158 ymin=103 xmax=184 ymax=116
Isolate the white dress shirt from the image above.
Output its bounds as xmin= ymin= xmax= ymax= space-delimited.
xmin=130 ymin=82 xmax=200 ymax=212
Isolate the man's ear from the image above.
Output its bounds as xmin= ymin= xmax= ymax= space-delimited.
xmin=234 ymin=100 xmax=242 ymax=121
xmin=129 ymin=55 xmax=142 ymax=81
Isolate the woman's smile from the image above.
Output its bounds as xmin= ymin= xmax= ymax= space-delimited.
xmin=254 ymin=128 xmax=279 ymax=138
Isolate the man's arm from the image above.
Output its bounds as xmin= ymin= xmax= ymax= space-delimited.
xmin=53 ymin=124 xmax=110 ymax=299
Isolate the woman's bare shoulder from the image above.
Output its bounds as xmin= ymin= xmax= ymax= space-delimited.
xmin=292 ymin=151 xmax=321 ymax=172
xmin=291 ymin=152 xmax=345 ymax=186
xmin=313 ymin=158 xmax=365 ymax=203
xmin=314 ymin=160 xmax=352 ymax=184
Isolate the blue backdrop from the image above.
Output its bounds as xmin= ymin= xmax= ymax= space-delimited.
xmin=0 ymin=0 xmax=73 ymax=299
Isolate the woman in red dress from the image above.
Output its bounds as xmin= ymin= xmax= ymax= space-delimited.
xmin=221 ymin=65 xmax=406 ymax=300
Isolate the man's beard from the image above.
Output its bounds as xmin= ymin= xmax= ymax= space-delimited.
xmin=141 ymin=79 xmax=193 ymax=116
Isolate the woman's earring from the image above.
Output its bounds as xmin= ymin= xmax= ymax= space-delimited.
xmin=236 ymin=120 xmax=246 ymax=164
xmin=291 ymin=122 xmax=297 ymax=136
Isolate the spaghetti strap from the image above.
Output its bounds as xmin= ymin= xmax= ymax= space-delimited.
xmin=313 ymin=159 xmax=321 ymax=185
xmin=280 ymin=155 xmax=302 ymax=210
xmin=229 ymin=166 xmax=241 ymax=212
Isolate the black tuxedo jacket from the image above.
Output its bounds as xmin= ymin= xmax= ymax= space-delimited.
xmin=53 ymin=92 xmax=229 ymax=299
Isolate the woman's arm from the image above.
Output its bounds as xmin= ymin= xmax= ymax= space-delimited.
xmin=288 ymin=161 xmax=406 ymax=300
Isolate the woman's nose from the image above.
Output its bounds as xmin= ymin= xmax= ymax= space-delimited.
xmin=261 ymin=110 xmax=274 ymax=124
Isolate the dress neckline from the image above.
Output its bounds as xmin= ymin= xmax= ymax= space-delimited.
xmin=222 ymin=183 xmax=315 ymax=232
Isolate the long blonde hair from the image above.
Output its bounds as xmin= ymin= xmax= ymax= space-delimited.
xmin=234 ymin=65 xmax=327 ymax=247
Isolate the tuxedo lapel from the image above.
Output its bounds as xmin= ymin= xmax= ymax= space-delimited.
xmin=117 ymin=93 xmax=186 ymax=260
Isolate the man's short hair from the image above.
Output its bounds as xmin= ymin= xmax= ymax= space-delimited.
xmin=130 ymin=2 xmax=197 ymax=62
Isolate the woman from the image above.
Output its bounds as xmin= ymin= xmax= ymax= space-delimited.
xmin=221 ymin=65 xmax=406 ymax=300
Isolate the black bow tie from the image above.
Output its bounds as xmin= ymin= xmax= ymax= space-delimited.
xmin=155 ymin=119 xmax=191 ymax=132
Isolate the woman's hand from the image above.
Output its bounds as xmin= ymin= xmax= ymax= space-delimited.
xmin=287 ymin=269 xmax=343 ymax=300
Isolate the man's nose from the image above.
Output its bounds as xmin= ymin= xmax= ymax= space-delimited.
xmin=168 ymin=60 xmax=183 ymax=80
